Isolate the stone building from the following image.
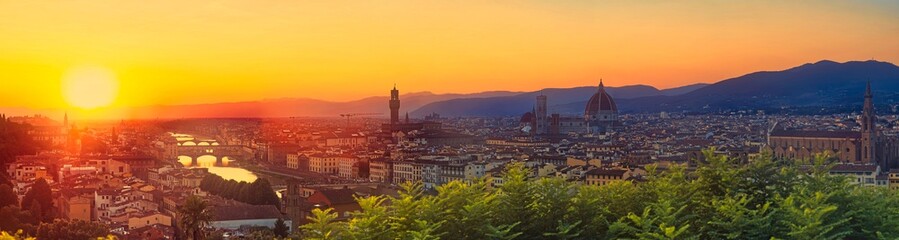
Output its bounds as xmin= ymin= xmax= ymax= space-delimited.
xmin=767 ymin=83 xmax=898 ymax=169
xmin=518 ymin=80 xmax=619 ymax=135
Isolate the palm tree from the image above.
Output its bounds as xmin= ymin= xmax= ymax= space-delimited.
xmin=177 ymin=195 xmax=214 ymax=240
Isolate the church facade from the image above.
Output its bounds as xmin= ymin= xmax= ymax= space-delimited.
xmin=767 ymin=83 xmax=899 ymax=169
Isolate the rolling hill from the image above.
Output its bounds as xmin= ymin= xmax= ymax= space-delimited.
xmin=415 ymin=60 xmax=899 ymax=116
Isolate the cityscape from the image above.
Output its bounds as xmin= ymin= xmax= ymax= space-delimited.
xmin=2 ymin=1 xmax=899 ymax=240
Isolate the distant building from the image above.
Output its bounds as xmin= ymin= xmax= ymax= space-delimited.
xmin=381 ymin=85 xmax=442 ymax=134
xmin=86 ymin=159 xmax=132 ymax=177
xmin=518 ymin=80 xmax=619 ymax=135
xmin=535 ymin=95 xmax=548 ymax=134
xmin=829 ymin=164 xmax=882 ymax=187
xmin=767 ymin=83 xmax=899 ymax=168
xmin=265 ymin=143 xmax=303 ymax=166
xmin=392 ymin=161 xmax=422 ymax=184
xmin=369 ymin=158 xmax=393 ymax=183
xmin=337 ymin=156 xmax=361 ymax=178
xmin=390 ymin=85 xmax=401 ymax=125
xmin=210 ymin=205 xmax=291 ymax=231
xmin=584 ymin=79 xmax=621 ymax=133
xmin=57 ymin=189 xmax=95 ymax=222
xmin=127 ymin=212 xmax=173 ymax=230
xmin=321 ymin=132 xmax=368 ymax=147
xmin=8 ymin=114 xmax=68 ymax=147
xmin=889 ymin=169 xmax=899 ymax=190
xmin=309 ymin=154 xmax=341 ymax=175
xmin=584 ymin=168 xmax=631 ymax=186
xmin=306 ymin=189 xmax=361 ymax=220
xmin=286 ymin=153 xmax=309 ymax=171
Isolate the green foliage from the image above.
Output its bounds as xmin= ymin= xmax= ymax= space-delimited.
xmin=199 ymin=174 xmax=281 ymax=208
xmin=177 ymin=195 xmax=214 ymax=240
xmin=20 ymin=179 xmax=53 ymax=223
xmin=245 ymin=227 xmax=277 ymax=239
xmin=0 ymin=206 xmax=38 ymax=234
xmin=0 ymin=185 xmax=17 ymax=208
xmin=299 ymin=150 xmax=899 ymax=239
xmin=301 ymin=208 xmax=344 ymax=240
xmin=273 ymin=218 xmax=290 ymax=238
xmin=35 ymin=219 xmax=109 ymax=240
xmin=0 ymin=118 xmax=40 ymax=167
xmin=778 ymin=191 xmax=851 ymax=240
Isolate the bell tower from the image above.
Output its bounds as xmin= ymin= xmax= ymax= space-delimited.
xmin=861 ymin=81 xmax=877 ymax=165
xmin=390 ymin=85 xmax=400 ymax=125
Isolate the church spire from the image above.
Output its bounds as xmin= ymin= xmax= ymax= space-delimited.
xmin=865 ymin=80 xmax=872 ymax=98
xmin=598 ymin=78 xmax=604 ymax=89
xmin=864 ymin=81 xmax=874 ymax=115
xmin=861 ymin=81 xmax=877 ymax=166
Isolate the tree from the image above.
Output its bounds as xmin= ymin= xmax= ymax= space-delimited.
xmin=0 ymin=174 xmax=10 ymax=187
xmin=301 ymin=208 xmax=344 ymax=240
xmin=27 ymin=202 xmax=42 ymax=225
xmin=297 ymin=150 xmax=899 ymax=239
xmin=778 ymin=191 xmax=851 ymax=240
xmin=0 ymin=206 xmax=37 ymax=234
xmin=493 ymin=162 xmax=530 ymax=238
xmin=0 ymin=184 xmax=17 ymax=207
xmin=35 ymin=219 xmax=109 ymax=240
xmin=250 ymin=178 xmax=281 ymax=208
xmin=702 ymin=195 xmax=774 ymax=239
xmin=177 ymin=195 xmax=214 ymax=240
xmin=20 ymin=178 xmax=52 ymax=222
xmin=485 ymin=222 xmax=522 ymax=240
xmin=245 ymin=227 xmax=277 ymax=239
xmin=273 ymin=218 xmax=289 ymax=238
xmin=0 ymin=119 xmax=39 ymax=167
xmin=346 ymin=196 xmax=391 ymax=240
xmin=79 ymin=135 xmax=109 ymax=155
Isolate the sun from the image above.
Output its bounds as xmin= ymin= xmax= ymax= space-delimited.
xmin=61 ymin=66 xmax=119 ymax=109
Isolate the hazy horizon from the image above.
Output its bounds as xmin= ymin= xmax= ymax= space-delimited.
xmin=2 ymin=1 xmax=898 ymax=112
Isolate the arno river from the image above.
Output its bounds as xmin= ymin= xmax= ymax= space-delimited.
xmin=172 ymin=133 xmax=259 ymax=183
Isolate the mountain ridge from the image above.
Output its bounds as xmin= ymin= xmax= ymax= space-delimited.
xmin=413 ymin=60 xmax=899 ymax=116
xmin=7 ymin=60 xmax=894 ymax=119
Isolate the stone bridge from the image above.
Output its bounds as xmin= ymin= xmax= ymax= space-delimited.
xmin=177 ymin=145 xmax=250 ymax=165
xmin=176 ymin=139 xmax=220 ymax=146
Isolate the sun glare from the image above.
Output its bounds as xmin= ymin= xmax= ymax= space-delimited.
xmin=61 ymin=66 xmax=119 ymax=109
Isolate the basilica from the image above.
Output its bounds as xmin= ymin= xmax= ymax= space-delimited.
xmin=767 ymin=83 xmax=899 ymax=169
xmin=520 ymin=80 xmax=620 ymax=135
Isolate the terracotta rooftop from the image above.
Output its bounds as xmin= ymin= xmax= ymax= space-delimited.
xmin=770 ymin=130 xmax=860 ymax=139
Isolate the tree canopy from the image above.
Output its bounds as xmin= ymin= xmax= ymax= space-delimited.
xmin=20 ymin=179 xmax=52 ymax=223
xmin=0 ymin=185 xmax=17 ymax=208
xmin=0 ymin=118 xmax=40 ymax=167
xmin=199 ymin=174 xmax=281 ymax=208
xmin=301 ymin=150 xmax=899 ymax=240
xmin=178 ymin=195 xmax=214 ymax=240
xmin=34 ymin=220 xmax=109 ymax=240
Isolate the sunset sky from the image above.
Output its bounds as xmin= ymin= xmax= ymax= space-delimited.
xmin=1 ymin=1 xmax=898 ymax=111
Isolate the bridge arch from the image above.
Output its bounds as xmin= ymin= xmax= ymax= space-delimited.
xmin=198 ymin=142 xmax=211 ymax=146
xmin=177 ymin=155 xmax=196 ymax=167
xmin=181 ymin=141 xmax=197 ymax=146
xmin=178 ymin=155 xmax=228 ymax=167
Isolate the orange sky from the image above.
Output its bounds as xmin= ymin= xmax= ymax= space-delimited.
xmin=1 ymin=1 xmax=898 ymax=110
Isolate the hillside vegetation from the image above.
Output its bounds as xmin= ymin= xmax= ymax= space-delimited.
xmin=302 ymin=150 xmax=899 ymax=240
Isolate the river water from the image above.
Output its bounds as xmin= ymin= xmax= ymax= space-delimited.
xmin=172 ymin=133 xmax=259 ymax=183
